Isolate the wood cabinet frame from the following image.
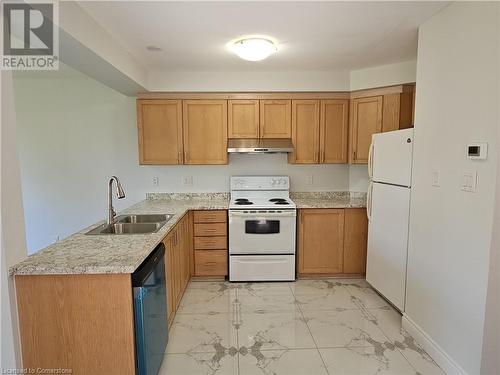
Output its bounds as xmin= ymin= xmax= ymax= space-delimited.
xmin=228 ymin=99 xmax=260 ymax=138
xmin=182 ymin=100 xmax=228 ymax=165
xmin=137 ymin=99 xmax=183 ymax=164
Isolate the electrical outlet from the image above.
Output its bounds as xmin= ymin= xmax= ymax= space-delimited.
xmin=152 ymin=177 xmax=159 ymax=186
xmin=183 ymin=176 xmax=193 ymax=186
xmin=306 ymin=174 xmax=314 ymax=185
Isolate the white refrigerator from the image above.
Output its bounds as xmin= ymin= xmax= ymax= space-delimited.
xmin=366 ymin=128 xmax=413 ymax=312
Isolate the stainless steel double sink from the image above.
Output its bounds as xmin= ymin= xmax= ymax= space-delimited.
xmin=86 ymin=214 xmax=173 ymax=235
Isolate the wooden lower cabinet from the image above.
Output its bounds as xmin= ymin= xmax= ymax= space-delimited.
xmin=298 ymin=209 xmax=345 ymax=275
xmin=164 ymin=233 xmax=176 ymax=327
xmin=15 ymin=274 xmax=136 ymax=375
xmin=164 ymin=212 xmax=192 ymax=327
xmin=298 ymin=208 xmax=368 ymax=277
xmin=194 ymin=250 xmax=228 ymax=276
xmin=343 ymin=208 xmax=368 ymax=274
xmin=193 ymin=210 xmax=228 ymax=277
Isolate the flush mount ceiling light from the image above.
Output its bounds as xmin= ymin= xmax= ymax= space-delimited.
xmin=228 ymin=37 xmax=278 ymax=61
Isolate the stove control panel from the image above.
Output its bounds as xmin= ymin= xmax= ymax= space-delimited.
xmin=230 ymin=176 xmax=290 ymax=191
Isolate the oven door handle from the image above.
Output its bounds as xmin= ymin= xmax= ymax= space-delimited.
xmin=229 ymin=211 xmax=296 ymax=217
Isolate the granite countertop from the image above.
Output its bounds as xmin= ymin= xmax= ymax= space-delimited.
xmin=10 ymin=194 xmax=229 ymax=276
xmin=10 ymin=192 xmax=366 ymax=276
xmin=291 ymin=192 xmax=367 ymax=209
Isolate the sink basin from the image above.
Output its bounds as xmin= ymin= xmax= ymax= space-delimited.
xmin=85 ymin=214 xmax=172 ymax=235
xmin=117 ymin=214 xmax=172 ymax=224
xmin=86 ymin=222 xmax=164 ymax=235
xmin=102 ymin=222 xmax=163 ymax=234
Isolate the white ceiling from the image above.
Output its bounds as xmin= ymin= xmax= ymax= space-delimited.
xmin=79 ymin=1 xmax=447 ymax=72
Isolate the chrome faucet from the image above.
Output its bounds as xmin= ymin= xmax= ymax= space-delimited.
xmin=107 ymin=176 xmax=126 ymax=225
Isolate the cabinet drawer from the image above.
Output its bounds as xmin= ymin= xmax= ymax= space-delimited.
xmin=194 ymin=236 xmax=227 ymax=250
xmin=193 ymin=210 xmax=227 ymax=223
xmin=194 ymin=223 xmax=227 ymax=236
xmin=195 ymin=250 xmax=227 ymax=276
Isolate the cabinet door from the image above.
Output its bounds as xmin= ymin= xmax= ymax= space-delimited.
xmin=137 ymin=99 xmax=183 ymax=164
xmin=382 ymin=94 xmax=401 ymax=133
xmin=289 ymin=100 xmax=320 ymax=164
xmin=320 ymin=99 xmax=349 ymax=163
xmin=399 ymin=91 xmax=415 ymax=129
xmin=298 ymin=209 xmax=345 ymax=275
xmin=182 ymin=215 xmax=191 ymax=290
xmin=343 ymin=208 xmax=368 ymax=274
xmin=259 ymin=100 xmax=291 ymax=138
xmin=194 ymin=250 xmax=228 ymax=276
xmin=177 ymin=219 xmax=186 ymax=294
xmin=164 ymin=235 xmax=176 ymax=326
xmin=183 ymin=100 xmax=228 ymax=164
xmin=350 ymin=96 xmax=383 ymax=163
xmin=172 ymin=229 xmax=182 ymax=307
xmin=228 ymin=100 xmax=259 ymax=138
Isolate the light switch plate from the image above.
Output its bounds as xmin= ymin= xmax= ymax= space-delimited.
xmin=462 ymin=171 xmax=477 ymax=192
xmin=152 ymin=176 xmax=159 ymax=186
xmin=183 ymin=176 xmax=193 ymax=186
xmin=432 ymin=169 xmax=440 ymax=187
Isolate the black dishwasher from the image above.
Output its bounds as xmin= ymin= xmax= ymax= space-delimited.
xmin=132 ymin=243 xmax=168 ymax=375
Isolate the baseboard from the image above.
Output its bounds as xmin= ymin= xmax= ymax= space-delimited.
xmin=297 ymin=273 xmax=366 ymax=279
xmin=402 ymin=313 xmax=468 ymax=375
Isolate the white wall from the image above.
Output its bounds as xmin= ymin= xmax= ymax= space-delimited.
xmin=348 ymin=164 xmax=370 ymax=193
xmin=350 ymin=60 xmax=417 ymax=91
xmin=60 ymin=2 xmax=148 ymax=90
xmin=148 ymin=69 xmax=350 ymax=92
xmin=14 ymin=64 xmax=352 ymax=254
xmin=405 ymin=3 xmax=499 ymax=374
xmin=481 ymin=11 xmax=500 ymax=371
xmin=481 ymin=160 xmax=499 ymax=374
xmin=1 ymin=71 xmax=27 ymax=369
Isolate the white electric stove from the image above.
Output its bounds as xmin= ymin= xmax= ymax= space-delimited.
xmin=229 ymin=176 xmax=296 ymax=282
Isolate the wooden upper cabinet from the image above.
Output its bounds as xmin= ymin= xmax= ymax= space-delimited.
xmin=228 ymin=100 xmax=260 ymax=138
xmin=320 ymin=99 xmax=349 ymax=163
xmin=183 ymin=100 xmax=228 ymax=164
xmin=349 ymin=96 xmax=383 ymax=163
xmin=298 ymin=209 xmax=345 ymax=275
xmin=398 ymin=90 xmax=415 ymax=130
xmin=137 ymin=99 xmax=183 ymax=164
xmin=289 ymin=100 xmax=320 ymax=164
xmin=381 ymin=91 xmax=415 ymax=132
xmin=259 ymin=100 xmax=291 ymax=138
xmin=381 ymin=93 xmax=401 ymax=133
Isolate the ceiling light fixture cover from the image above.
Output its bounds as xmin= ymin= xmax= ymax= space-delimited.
xmin=229 ymin=37 xmax=277 ymax=61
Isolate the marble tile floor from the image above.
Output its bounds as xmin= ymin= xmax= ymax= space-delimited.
xmin=159 ymin=279 xmax=444 ymax=375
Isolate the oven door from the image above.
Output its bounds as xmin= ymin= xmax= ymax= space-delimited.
xmin=229 ymin=210 xmax=296 ymax=255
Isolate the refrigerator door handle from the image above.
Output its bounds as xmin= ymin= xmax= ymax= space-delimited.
xmin=368 ymin=142 xmax=374 ymax=179
xmin=366 ymin=182 xmax=373 ymax=221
